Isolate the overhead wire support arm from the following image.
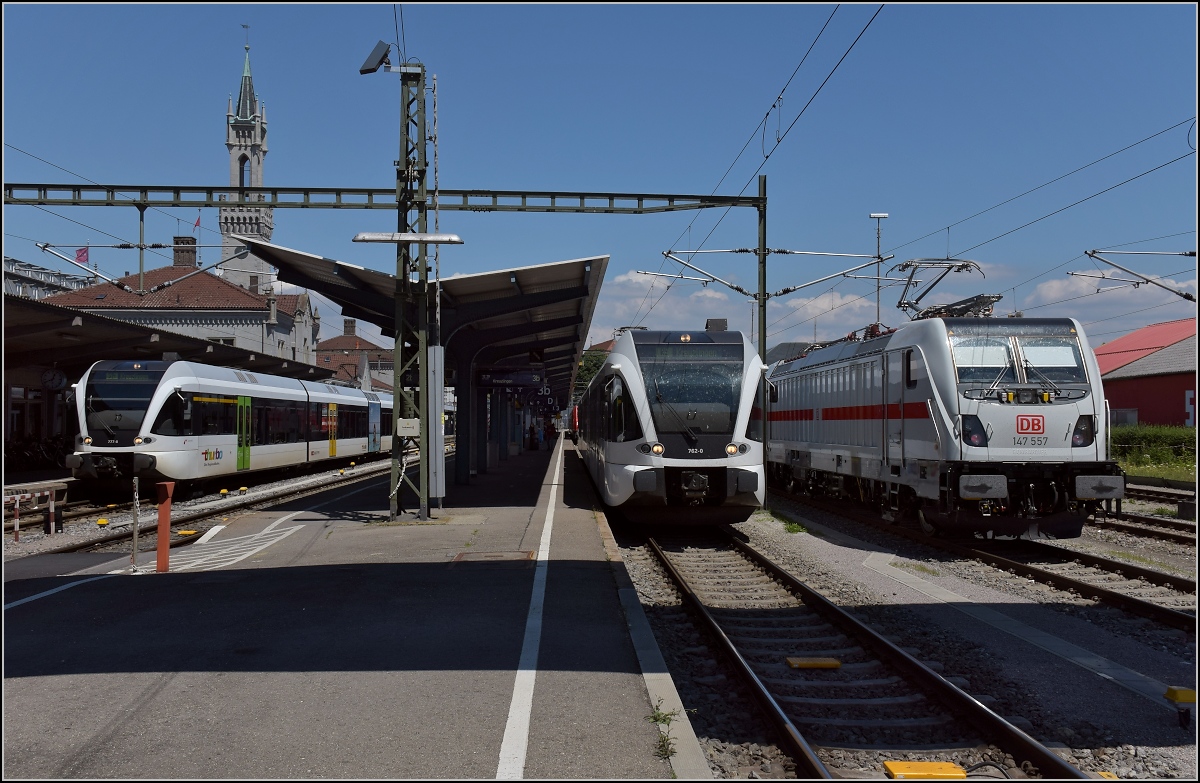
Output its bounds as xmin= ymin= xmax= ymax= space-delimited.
xmin=1084 ymin=250 xmax=1197 ymax=302
xmin=663 ymin=251 xmax=754 ymax=297
xmin=35 ymin=242 xmax=135 ymax=293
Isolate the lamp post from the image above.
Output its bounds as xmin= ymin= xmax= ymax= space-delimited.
xmin=870 ymin=213 xmax=888 ymax=325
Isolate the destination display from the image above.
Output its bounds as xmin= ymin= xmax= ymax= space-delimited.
xmin=476 ymin=367 xmax=543 ymax=387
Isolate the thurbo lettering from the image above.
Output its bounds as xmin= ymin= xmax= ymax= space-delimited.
xmin=202 ymin=448 xmax=224 ymax=461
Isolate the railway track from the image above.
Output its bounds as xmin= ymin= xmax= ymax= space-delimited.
xmin=8 ymin=446 xmax=454 ymax=557
xmin=1090 ymin=511 xmax=1197 ymax=545
xmin=638 ymin=527 xmax=1087 ymax=779
xmin=4 ymin=439 xmax=455 ymax=534
xmin=1125 ymin=483 xmax=1196 ymax=506
xmin=771 ymin=488 xmax=1197 ymax=633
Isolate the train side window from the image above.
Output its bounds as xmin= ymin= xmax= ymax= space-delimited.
xmin=150 ymin=393 xmax=191 ymax=437
xmin=608 ymin=376 xmax=643 ymax=443
xmin=904 ymin=350 xmax=918 ymax=388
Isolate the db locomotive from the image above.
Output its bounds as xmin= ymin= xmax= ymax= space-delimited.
xmin=66 ymin=359 xmax=393 ymax=497
xmin=765 ymin=317 xmax=1124 ymax=538
xmin=574 ymin=322 xmax=766 ymax=523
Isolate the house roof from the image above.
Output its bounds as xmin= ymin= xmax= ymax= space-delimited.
xmin=316 ymin=334 xmax=390 ymax=354
xmin=1103 ymin=334 xmax=1196 ymax=379
xmin=1095 ymin=318 xmax=1196 ymax=375
xmin=42 ymin=265 xmax=268 ymax=311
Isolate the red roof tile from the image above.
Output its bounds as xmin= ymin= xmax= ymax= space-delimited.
xmin=43 ymin=266 xmax=268 ymax=310
xmin=1094 ymin=318 xmax=1196 ymax=375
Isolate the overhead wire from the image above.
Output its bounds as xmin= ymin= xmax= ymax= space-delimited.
xmin=633 ymin=4 xmax=883 ymax=327
xmin=885 ymin=117 xmax=1196 ymax=257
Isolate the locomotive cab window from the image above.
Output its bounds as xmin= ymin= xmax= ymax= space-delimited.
xmin=607 ymin=376 xmax=643 ymax=442
xmin=1014 ymin=336 xmax=1086 ymax=383
xmin=904 ymin=349 xmax=918 ymax=389
xmin=949 ymin=336 xmax=1017 ymax=384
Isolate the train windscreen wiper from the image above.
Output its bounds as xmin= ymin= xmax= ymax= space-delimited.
xmin=1022 ymin=359 xmax=1061 ymax=393
xmin=654 ymin=377 xmax=699 ymax=444
xmin=86 ymin=396 xmax=117 ymax=437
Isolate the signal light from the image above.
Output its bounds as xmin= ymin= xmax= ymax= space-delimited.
xmin=725 ymin=443 xmax=739 ymax=456
xmin=651 ymin=442 xmax=665 ymax=455
xmin=1071 ymin=416 xmax=1095 ymax=447
xmin=960 ymin=415 xmax=988 ymax=447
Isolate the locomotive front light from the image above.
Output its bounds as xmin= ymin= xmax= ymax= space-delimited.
xmin=960 ymin=415 xmax=989 ymax=447
xmin=651 ymin=442 xmax=665 ymax=455
xmin=1071 ymin=416 xmax=1096 ymax=448
xmin=133 ymin=437 xmax=143 ymax=445
xmin=83 ymin=436 xmax=92 ymax=445
xmin=638 ymin=443 xmax=652 ymax=454
xmin=725 ymin=443 xmax=739 ymax=456
xmin=738 ymin=443 xmax=750 ymax=454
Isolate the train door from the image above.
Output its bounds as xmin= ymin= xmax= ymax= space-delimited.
xmin=236 ymin=395 xmax=251 ymax=470
xmin=885 ymin=352 xmax=904 ymax=468
xmin=328 ymin=403 xmax=338 ymax=458
xmin=368 ymin=400 xmax=381 ymax=453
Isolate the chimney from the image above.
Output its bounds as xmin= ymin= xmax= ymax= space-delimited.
xmin=173 ymin=236 xmax=197 ymax=267
xmin=344 ymin=318 xmax=356 ymax=337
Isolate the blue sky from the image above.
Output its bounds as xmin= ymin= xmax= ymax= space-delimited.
xmin=3 ymin=3 xmax=1196 ymax=352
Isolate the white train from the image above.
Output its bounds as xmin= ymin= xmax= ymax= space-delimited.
xmin=765 ymin=317 xmax=1125 ymax=539
xmin=574 ymin=323 xmax=766 ymax=523
xmin=65 ymin=359 xmax=394 ymax=496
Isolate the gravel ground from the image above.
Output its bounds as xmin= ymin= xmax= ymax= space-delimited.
xmin=736 ymin=499 xmax=1196 ymax=779
xmin=615 ymin=497 xmax=1196 ymax=780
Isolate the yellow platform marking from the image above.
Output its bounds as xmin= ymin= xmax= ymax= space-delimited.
xmin=883 ymin=760 xmax=966 ymax=779
xmin=1164 ymin=686 xmax=1196 ymax=704
xmin=786 ymin=657 xmax=840 ymax=669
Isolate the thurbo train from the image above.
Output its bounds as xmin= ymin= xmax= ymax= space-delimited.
xmin=574 ymin=322 xmax=767 ymax=523
xmin=66 ymin=359 xmax=394 ymax=497
xmin=765 ymin=317 xmax=1125 ymax=539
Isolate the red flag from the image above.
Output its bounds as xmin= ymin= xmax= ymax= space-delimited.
xmin=74 ymin=247 xmax=89 ymax=265
xmin=193 ymin=213 xmax=201 ymax=233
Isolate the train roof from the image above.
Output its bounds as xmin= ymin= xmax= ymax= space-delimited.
xmin=628 ymin=329 xmax=749 ymax=345
xmin=769 ymin=316 xmax=1084 ymax=375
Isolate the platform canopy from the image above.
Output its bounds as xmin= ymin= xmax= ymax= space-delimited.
xmin=2 ymin=293 xmax=334 ymax=382
xmin=233 ymin=236 xmax=607 ymax=410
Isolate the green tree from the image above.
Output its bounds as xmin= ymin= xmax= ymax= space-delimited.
xmin=571 ymin=349 xmax=608 ymax=401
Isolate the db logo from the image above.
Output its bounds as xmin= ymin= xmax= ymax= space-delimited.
xmin=1016 ymin=415 xmax=1044 ymax=435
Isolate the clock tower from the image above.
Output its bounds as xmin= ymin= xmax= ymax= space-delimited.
xmin=219 ymin=43 xmax=275 ymax=293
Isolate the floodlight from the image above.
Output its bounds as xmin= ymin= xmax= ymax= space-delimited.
xmin=353 ymin=233 xmax=463 ymax=244
xmin=870 ymin=213 xmax=889 ymax=219
xmin=360 ymin=41 xmax=391 ymax=75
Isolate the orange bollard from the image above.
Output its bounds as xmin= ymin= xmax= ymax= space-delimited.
xmin=156 ymin=482 xmax=175 ymax=573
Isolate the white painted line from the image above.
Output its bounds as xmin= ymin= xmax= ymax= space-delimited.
xmin=496 ymin=439 xmax=564 ymax=780
xmin=4 ymin=575 xmax=117 ymax=610
xmin=861 ymin=551 xmax=1175 ymax=710
xmin=195 ymin=525 xmax=225 ymax=544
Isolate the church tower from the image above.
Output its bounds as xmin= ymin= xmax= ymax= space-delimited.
xmin=219 ymin=43 xmax=275 ymax=293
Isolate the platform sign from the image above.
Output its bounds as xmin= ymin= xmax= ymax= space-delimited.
xmin=476 ymin=367 xmax=543 ymax=388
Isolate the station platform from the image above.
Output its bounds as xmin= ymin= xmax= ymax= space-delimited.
xmin=2 ymin=438 xmax=711 ymax=779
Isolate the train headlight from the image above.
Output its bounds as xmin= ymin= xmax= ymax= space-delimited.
xmin=83 ymin=436 xmax=92 ymax=445
xmin=725 ymin=443 xmax=739 ymax=456
xmin=961 ymin=415 xmax=989 ymax=447
xmin=134 ymin=437 xmax=142 ymax=445
xmin=638 ymin=443 xmax=652 ymax=454
xmin=1071 ymin=416 xmax=1095 ymax=448
xmin=651 ymin=442 xmax=665 ymax=455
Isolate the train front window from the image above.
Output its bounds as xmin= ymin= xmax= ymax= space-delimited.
xmin=949 ymin=336 xmax=1017 ymax=384
xmin=1015 ymin=336 xmax=1086 ymax=383
xmin=84 ymin=371 xmax=164 ymax=434
xmin=635 ymin=343 xmax=744 ymax=437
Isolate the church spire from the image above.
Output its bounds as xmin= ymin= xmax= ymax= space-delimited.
xmin=235 ymin=44 xmax=258 ymax=120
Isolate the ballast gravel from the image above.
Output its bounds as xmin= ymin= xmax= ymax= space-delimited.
xmin=615 ymin=500 xmax=1196 ymax=780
